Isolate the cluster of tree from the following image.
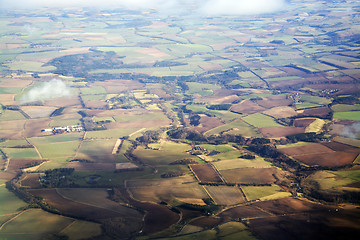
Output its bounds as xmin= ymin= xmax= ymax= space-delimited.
xmin=206 ymin=104 xmax=231 ymax=111
xmin=247 ymin=144 xmax=301 ymax=171
xmin=169 ymin=159 xmax=198 ymax=165
xmin=189 ymin=114 xmax=201 ymax=126
xmin=239 ymin=154 xmax=255 ymax=159
xmin=167 ymin=128 xmax=207 ymax=142
xmin=286 ymin=132 xmax=324 ymax=143
xmin=136 ymin=130 xmax=161 ymax=144
xmin=168 ymin=127 xmax=246 ymax=145
xmin=179 ymin=198 xmax=222 ymax=215
xmin=40 ymin=168 xmax=75 ymax=188
xmin=153 ymin=61 xmax=187 ymax=67
xmin=302 ymin=180 xmax=360 ymax=204
xmin=48 ymin=51 xmax=126 ymax=77
xmin=8 ymin=145 xmax=34 ymax=148
xmin=0 ymin=149 xmax=6 ymax=160
xmin=161 ymin=171 xmax=185 ymax=178
xmin=332 ymin=95 xmax=360 ymax=105
xmin=251 ymin=138 xmax=270 ymax=145
xmin=50 ymin=107 xmax=65 ymax=117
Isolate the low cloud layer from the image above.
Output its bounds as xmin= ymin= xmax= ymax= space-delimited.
xmin=341 ymin=123 xmax=360 ymax=139
xmin=1 ymin=0 xmax=286 ymax=15
xmin=20 ymin=79 xmax=73 ymax=103
xmin=200 ymin=0 xmax=286 ymax=15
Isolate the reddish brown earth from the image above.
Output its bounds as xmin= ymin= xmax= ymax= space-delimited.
xmin=260 ymin=126 xmax=305 ymax=138
xmin=21 ymin=173 xmax=42 ymax=188
xmin=28 ymin=188 xmax=135 ymax=220
xmin=219 ymin=205 xmax=271 ymax=220
xmin=279 ymin=143 xmax=333 ymax=156
xmin=297 ymin=106 xmax=332 ymax=118
xmin=293 ymin=118 xmax=316 ymax=127
xmin=194 ymin=115 xmax=224 ymax=134
xmin=230 ymin=100 xmax=266 ymax=115
xmin=220 ymin=168 xmax=277 ymax=184
xmin=294 ymin=152 xmax=358 ymax=167
xmin=247 ymin=209 xmax=360 ymax=240
xmin=189 ymin=216 xmax=224 ymax=228
xmin=279 ymin=143 xmax=358 ymax=167
xmin=117 ymin=187 xmax=180 ymax=235
xmin=65 ymin=162 xmax=115 ymax=171
xmin=256 ymin=95 xmax=293 ymax=108
xmin=321 ymin=141 xmax=360 ymax=154
xmin=189 ymin=164 xmax=223 ymax=183
xmin=7 ymin=159 xmax=46 ymax=172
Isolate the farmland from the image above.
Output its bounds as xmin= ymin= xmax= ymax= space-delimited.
xmin=0 ymin=0 xmax=360 ymax=239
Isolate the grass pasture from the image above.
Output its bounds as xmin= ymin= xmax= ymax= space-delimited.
xmin=213 ymin=158 xmax=272 ymax=171
xmin=220 ymin=168 xmax=277 ymax=184
xmin=241 ymin=185 xmax=289 ymax=201
xmin=35 ymin=141 xmax=80 ymax=159
xmin=127 ymin=176 xmax=208 ymax=204
xmin=303 ymin=171 xmax=354 ymax=190
xmin=242 ymin=113 xmax=282 ymax=128
xmin=85 ymin=128 xmax=139 ymax=139
xmin=61 ymin=220 xmax=102 ymax=240
xmin=0 ymin=110 xmax=26 ymax=121
xmin=0 ymin=209 xmax=73 ymax=240
xmin=204 ymin=119 xmax=261 ymax=137
xmin=75 ymin=139 xmax=116 ymax=162
xmin=2 ymin=148 xmax=39 ymax=159
xmin=134 ymin=141 xmax=191 ymax=165
xmin=331 ymin=104 xmax=360 ymax=112
xmin=0 ymin=185 xmax=27 ymax=215
xmin=333 ymin=111 xmax=360 ymax=121
xmin=190 ymin=164 xmax=223 ymax=183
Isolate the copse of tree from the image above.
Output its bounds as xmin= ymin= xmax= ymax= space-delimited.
xmin=286 ymin=132 xmax=324 ymax=143
xmin=167 ymin=128 xmax=207 ymax=142
xmin=251 ymin=138 xmax=270 ymax=145
xmin=136 ymin=130 xmax=161 ymax=144
xmin=206 ymin=104 xmax=231 ymax=111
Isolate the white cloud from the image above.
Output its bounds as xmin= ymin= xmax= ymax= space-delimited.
xmin=0 ymin=0 xmax=180 ymax=10
xmin=20 ymin=79 xmax=73 ymax=103
xmin=200 ymin=0 xmax=286 ymax=15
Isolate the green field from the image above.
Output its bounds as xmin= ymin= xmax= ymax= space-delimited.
xmin=35 ymin=141 xmax=80 ymax=159
xmin=213 ymin=158 xmax=272 ymax=170
xmin=75 ymin=139 xmax=116 ymax=162
xmin=331 ymin=104 xmax=360 ymax=112
xmin=242 ymin=113 xmax=282 ymax=128
xmin=198 ymin=144 xmax=234 ymax=153
xmin=186 ymin=82 xmax=220 ymax=96
xmin=0 ymin=87 xmax=23 ymax=95
xmin=85 ymin=128 xmax=139 ymax=139
xmin=242 ymin=185 xmax=285 ymax=201
xmin=295 ymin=102 xmax=322 ymax=110
xmin=300 ymin=95 xmax=332 ymax=105
xmin=113 ymin=112 xmax=168 ymax=122
xmin=80 ymin=86 xmax=107 ymax=95
xmin=37 ymin=157 xmax=71 ymax=170
xmin=0 ymin=185 xmax=27 ymax=215
xmin=204 ymin=119 xmax=261 ymax=137
xmin=0 ymin=110 xmax=26 ymax=121
xmin=333 ymin=111 xmax=360 ymax=121
xmin=61 ymin=220 xmax=102 ymax=240
xmin=304 ymin=171 xmax=354 ymax=190
xmin=1 ymin=148 xmax=39 ymax=159
xmin=29 ymin=133 xmax=84 ymax=144
xmin=0 ymin=140 xmax=30 ymax=148
xmin=0 ymin=209 xmax=74 ymax=240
